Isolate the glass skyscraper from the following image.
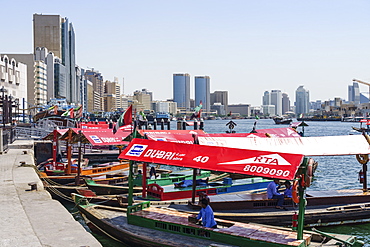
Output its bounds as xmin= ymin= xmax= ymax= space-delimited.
xmin=348 ymin=82 xmax=360 ymax=104
xmin=33 ymin=14 xmax=76 ymax=104
xmin=195 ymin=76 xmax=210 ymax=113
xmin=295 ymin=85 xmax=310 ymax=115
xmin=173 ymin=73 xmax=190 ymax=110
xmin=270 ymin=90 xmax=282 ymax=116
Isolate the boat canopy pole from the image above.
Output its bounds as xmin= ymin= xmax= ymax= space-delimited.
xmin=191 ymin=134 xmax=200 ymax=204
xmin=142 ymin=162 xmax=147 ymax=198
xmin=191 ymin=168 xmax=197 ymax=204
xmin=128 ymin=127 xmax=138 ymax=206
xmin=297 ymin=175 xmax=306 ymax=240
xmin=75 ymin=130 xmax=82 ymax=186
xmin=52 ymin=128 xmax=58 ymax=165
xmin=359 ymin=133 xmax=370 ymax=192
xmin=66 ymin=129 xmax=72 ymax=175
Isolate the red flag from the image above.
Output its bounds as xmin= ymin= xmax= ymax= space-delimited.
xmin=113 ymin=105 xmax=133 ymax=134
xmin=69 ymin=107 xmax=74 ymax=118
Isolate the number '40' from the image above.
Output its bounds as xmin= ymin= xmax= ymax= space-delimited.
xmin=193 ymin=156 xmax=209 ymax=163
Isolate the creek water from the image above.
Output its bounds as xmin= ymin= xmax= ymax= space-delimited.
xmin=66 ymin=119 xmax=370 ymax=246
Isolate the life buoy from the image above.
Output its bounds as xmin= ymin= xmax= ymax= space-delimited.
xmin=292 ymin=180 xmax=300 ymax=204
xmin=356 ymin=154 xmax=369 ymax=165
xmin=304 ymin=158 xmax=314 ymax=187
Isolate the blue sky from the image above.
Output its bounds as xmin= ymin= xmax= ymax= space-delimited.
xmin=2 ymin=0 xmax=370 ymax=105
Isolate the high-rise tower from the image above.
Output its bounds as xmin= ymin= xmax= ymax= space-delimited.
xmin=195 ymin=76 xmax=210 ymax=113
xmin=282 ymin=93 xmax=290 ymax=114
xmin=33 ymin=14 xmax=76 ymax=104
xmin=348 ymin=82 xmax=360 ymax=104
xmin=173 ymin=73 xmax=190 ymax=110
xmin=262 ymin=91 xmax=270 ymax=106
xmin=270 ymin=90 xmax=282 ymax=116
xmin=295 ymin=85 xmax=310 ymax=115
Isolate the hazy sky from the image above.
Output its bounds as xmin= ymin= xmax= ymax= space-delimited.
xmin=2 ymin=0 xmax=370 ymax=106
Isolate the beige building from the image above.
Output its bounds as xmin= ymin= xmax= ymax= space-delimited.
xmin=133 ymin=89 xmax=152 ymax=111
xmin=0 ymin=55 xmax=27 ymax=105
xmin=34 ymin=60 xmax=47 ymax=106
xmin=153 ymin=101 xmax=178 ymax=115
xmin=85 ymin=69 xmax=104 ymax=111
xmin=86 ymin=81 xmax=94 ymax=112
xmin=2 ymin=54 xmax=41 ymax=106
xmin=211 ymin=91 xmax=229 ymax=114
xmin=33 ymin=14 xmax=63 ymax=58
xmin=104 ymin=79 xmax=122 ymax=111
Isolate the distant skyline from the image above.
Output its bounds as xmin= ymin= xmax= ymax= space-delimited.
xmin=2 ymin=1 xmax=370 ymax=106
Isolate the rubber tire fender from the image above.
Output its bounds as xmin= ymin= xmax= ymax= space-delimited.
xmin=356 ymin=154 xmax=369 ymax=165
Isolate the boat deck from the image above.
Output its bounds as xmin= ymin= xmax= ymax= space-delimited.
xmin=131 ymin=206 xmax=311 ymax=246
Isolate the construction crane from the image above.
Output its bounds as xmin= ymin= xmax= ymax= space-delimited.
xmin=353 ymin=78 xmax=370 ymax=103
xmin=353 ymin=78 xmax=370 ymax=87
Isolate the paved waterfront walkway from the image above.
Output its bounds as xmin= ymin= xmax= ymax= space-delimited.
xmin=0 ymin=139 xmax=102 ymax=247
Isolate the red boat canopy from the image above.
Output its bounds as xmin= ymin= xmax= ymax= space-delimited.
xmin=43 ymin=129 xmax=68 ymax=140
xmin=255 ymin=127 xmax=301 ymax=138
xmin=80 ymin=123 xmax=109 ymax=129
xmin=197 ymin=134 xmax=370 ymax=156
xmin=59 ymin=128 xmax=131 ymax=146
xmin=80 ymin=129 xmax=131 ymax=146
xmin=118 ymin=138 xmax=304 ymax=180
xmin=139 ymin=130 xmax=206 ymax=144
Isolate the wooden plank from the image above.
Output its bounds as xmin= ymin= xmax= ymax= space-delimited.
xmin=131 ymin=207 xmax=310 ymax=246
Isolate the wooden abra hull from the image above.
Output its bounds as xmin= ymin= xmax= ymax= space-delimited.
xmin=84 ymin=179 xmax=142 ymax=195
xmin=73 ymin=194 xmax=364 ymax=247
xmin=174 ymin=190 xmax=370 ymax=227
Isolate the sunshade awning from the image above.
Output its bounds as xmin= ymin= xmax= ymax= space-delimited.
xmin=197 ymin=134 xmax=370 ymax=156
xmin=60 ymin=128 xmax=131 ymax=146
xmin=43 ymin=129 xmax=68 ymax=140
xmin=140 ymin=130 xmax=206 ymax=143
xmin=81 ymin=129 xmax=131 ymax=146
xmin=118 ymin=138 xmax=304 ymax=180
xmin=290 ymin=122 xmax=309 ymax=128
xmin=255 ymin=127 xmax=301 ymax=137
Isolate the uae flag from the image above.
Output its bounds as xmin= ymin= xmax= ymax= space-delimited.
xmin=113 ymin=105 xmax=133 ymax=134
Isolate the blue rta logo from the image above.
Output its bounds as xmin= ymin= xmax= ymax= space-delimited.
xmin=127 ymin=144 xmax=148 ymax=156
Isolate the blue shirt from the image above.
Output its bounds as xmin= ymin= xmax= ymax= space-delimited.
xmin=284 ymin=187 xmax=292 ymax=198
xmin=267 ymin=181 xmax=281 ymax=199
xmin=196 ymin=205 xmax=217 ymax=228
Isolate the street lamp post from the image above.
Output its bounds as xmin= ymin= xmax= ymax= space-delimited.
xmin=0 ymin=87 xmax=8 ymax=128
xmin=8 ymin=95 xmax=13 ymax=125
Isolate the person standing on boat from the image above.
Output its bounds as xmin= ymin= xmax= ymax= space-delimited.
xmin=196 ymin=198 xmax=217 ymax=228
xmin=267 ymin=179 xmax=285 ymax=210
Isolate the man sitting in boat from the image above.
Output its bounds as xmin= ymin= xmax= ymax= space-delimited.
xmin=195 ymin=198 xmax=217 ymax=228
xmin=174 ymin=178 xmax=209 ymax=188
xmin=284 ymin=180 xmax=292 ymax=198
xmin=199 ymin=191 xmax=210 ymax=204
xmin=267 ymin=179 xmax=286 ymax=210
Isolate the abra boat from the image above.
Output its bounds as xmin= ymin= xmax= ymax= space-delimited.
xmin=273 ymin=116 xmax=293 ymax=125
xmin=144 ymin=177 xmax=271 ymax=201
xmin=169 ymin=189 xmax=370 ymax=227
xmin=111 ymin=135 xmax=370 ymax=245
xmin=73 ymin=194 xmax=364 ymax=247
xmin=133 ymin=169 xmax=211 ymax=187
xmin=352 ymin=119 xmax=370 ymax=133
xmin=38 ymin=161 xmax=130 ymax=185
